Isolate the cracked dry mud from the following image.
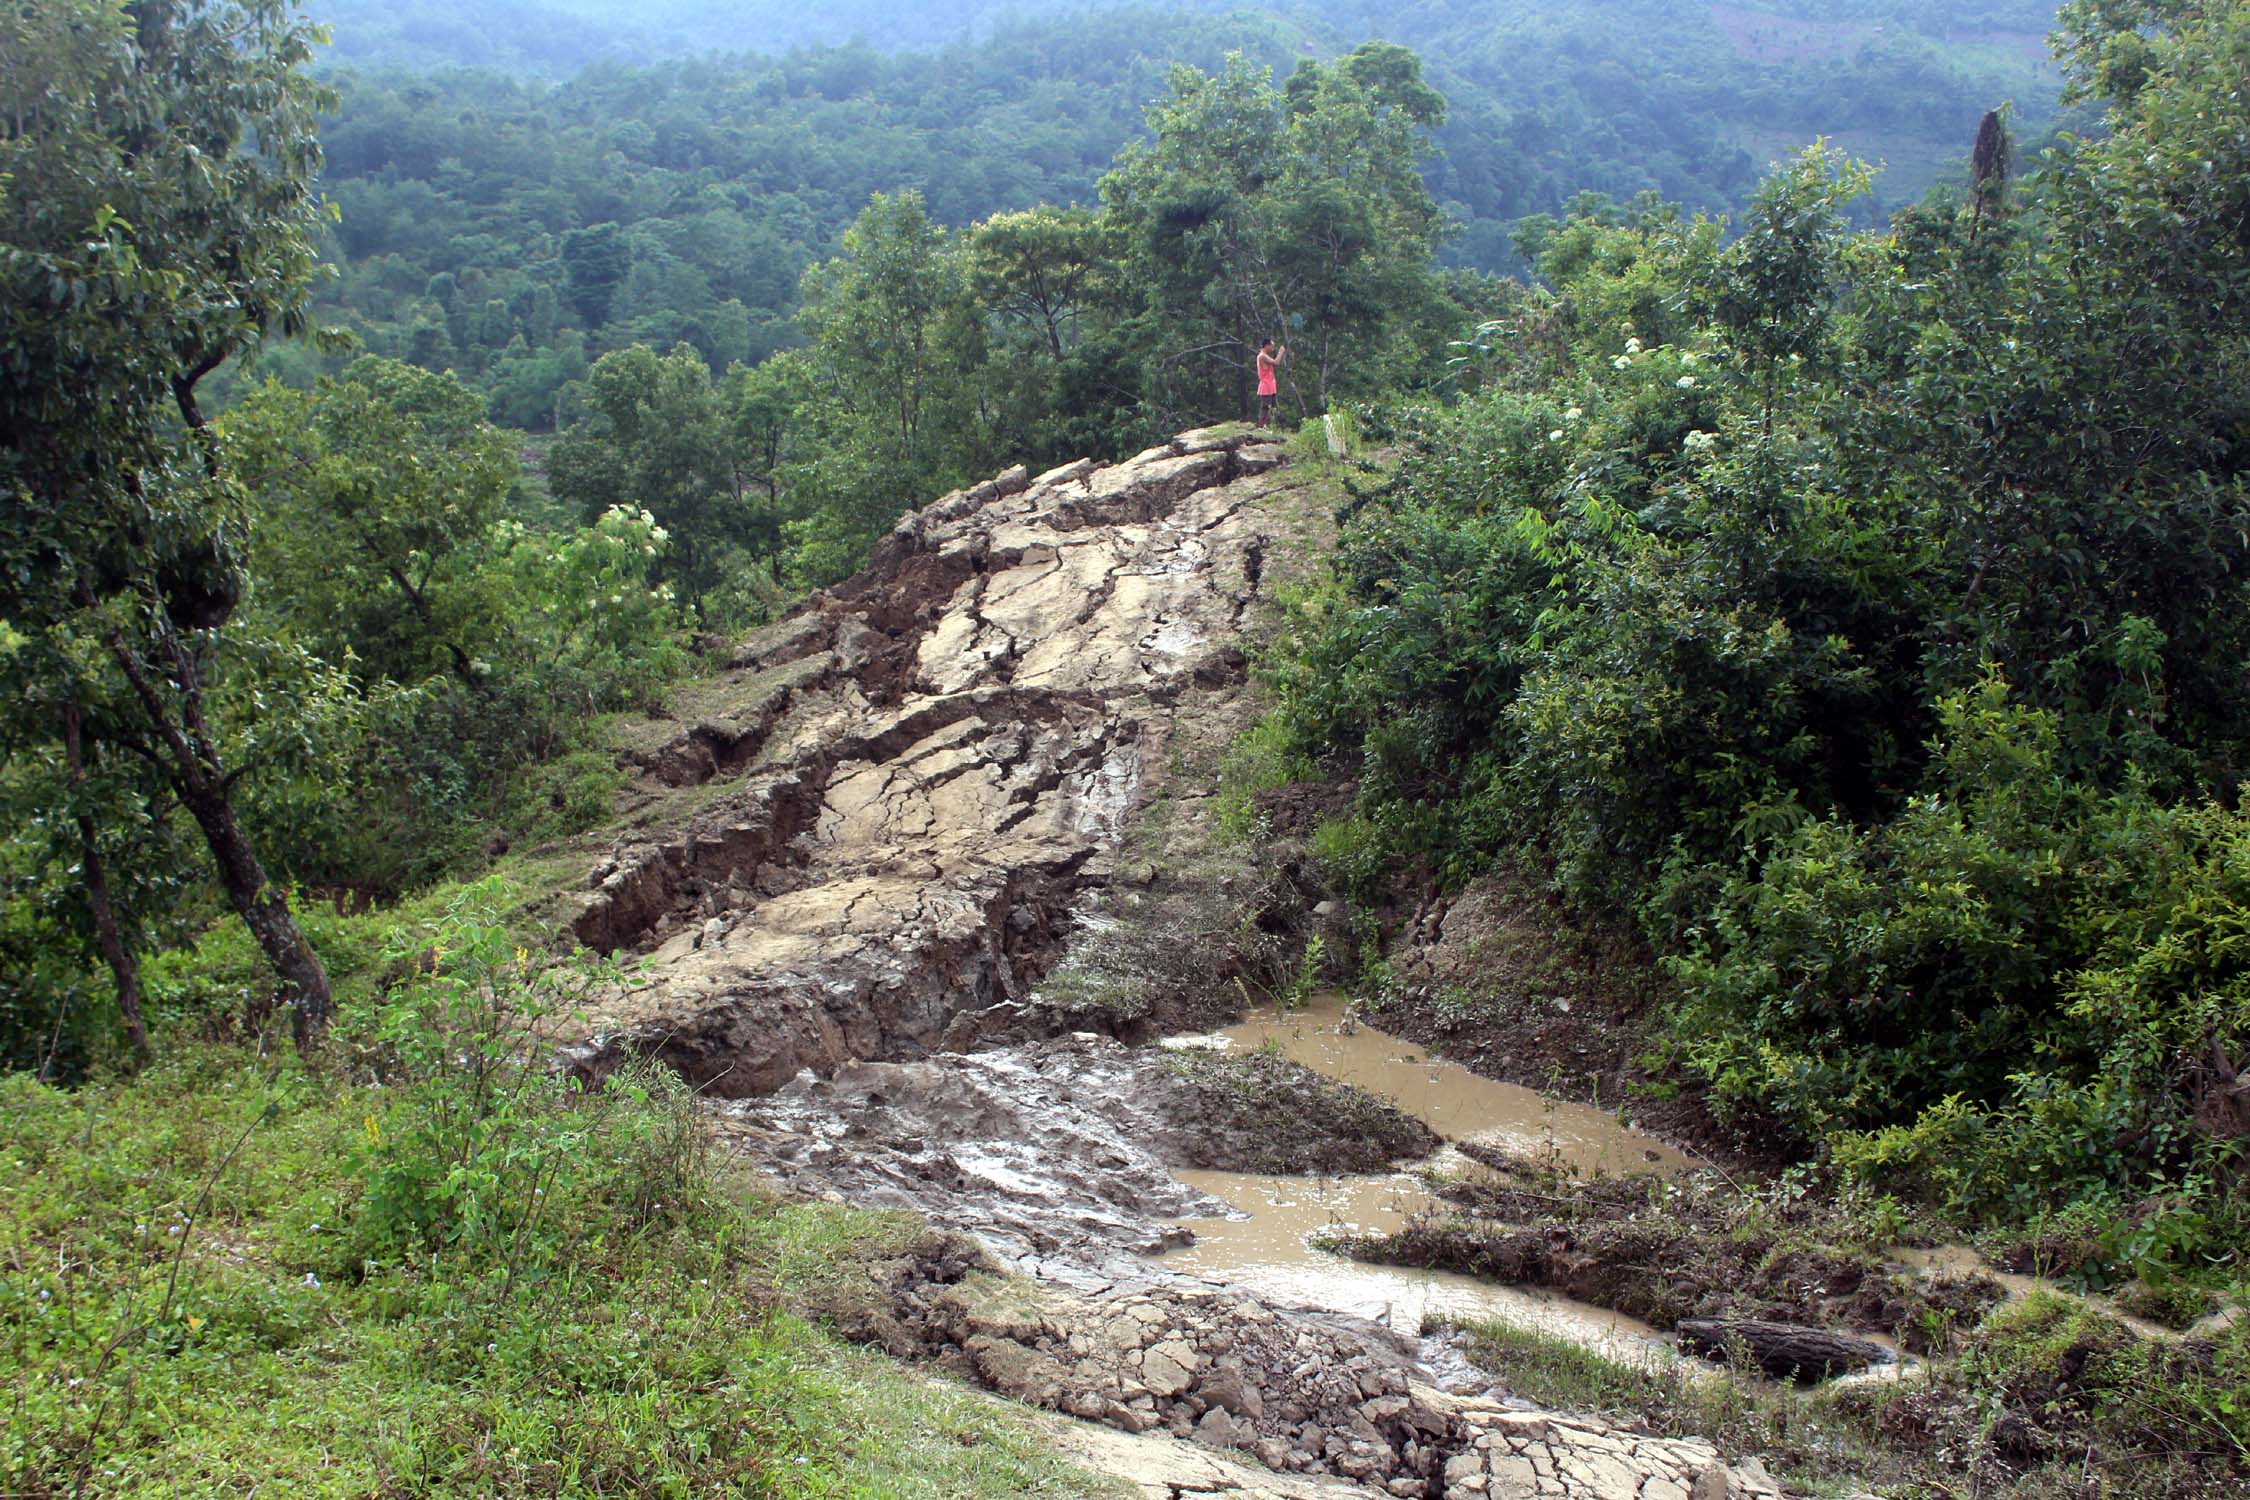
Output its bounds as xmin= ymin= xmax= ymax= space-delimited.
xmin=556 ymin=431 xmax=1790 ymax=1500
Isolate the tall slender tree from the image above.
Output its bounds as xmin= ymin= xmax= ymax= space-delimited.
xmin=1 ymin=0 xmax=341 ymax=1050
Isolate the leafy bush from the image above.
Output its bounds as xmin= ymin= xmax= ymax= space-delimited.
xmin=342 ymin=880 xmax=688 ymax=1277
xmin=1265 ymin=1 xmax=2250 ymax=1267
xmin=222 ymin=363 xmax=693 ymax=897
xmin=1213 ymin=710 xmax=1315 ymax=843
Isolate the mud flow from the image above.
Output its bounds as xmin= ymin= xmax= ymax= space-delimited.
xmin=1172 ymin=995 xmax=1691 ymax=1173
xmin=1157 ymin=996 xmax=1688 ymax=1362
xmin=568 ymin=434 xmax=1792 ymax=1497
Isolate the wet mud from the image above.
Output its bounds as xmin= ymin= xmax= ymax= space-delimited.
xmin=558 ymin=435 xmax=1799 ymax=1498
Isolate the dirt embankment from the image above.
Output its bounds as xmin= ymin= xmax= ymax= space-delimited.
xmin=559 ymin=429 xmax=1297 ymax=1093
xmin=1347 ymin=1145 xmax=2004 ymax=1357
xmin=549 ymin=433 xmax=1800 ymax=1499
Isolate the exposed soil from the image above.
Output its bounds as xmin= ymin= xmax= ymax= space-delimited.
xmin=1342 ymin=1146 xmax=2004 ymax=1362
xmin=802 ymin=1228 xmax=1787 ymax=1500
xmin=548 ymin=434 xmax=1805 ymax=1499
xmin=558 ymin=431 xmax=1300 ymax=1095
xmin=1150 ymin=1049 xmax=1441 ymax=1176
xmin=714 ymin=1033 xmax=1436 ymax=1277
xmin=1358 ymin=868 xmax=1801 ymax=1176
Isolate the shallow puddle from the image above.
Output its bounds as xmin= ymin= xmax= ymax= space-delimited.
xmin=1164 ymin=1159 xmax=1669 ymax=1359
xmin=1176 ymin=995 xmax=1693 ymax=1175
xmin=1153 ymin=995 xmax=1690 ymax=1361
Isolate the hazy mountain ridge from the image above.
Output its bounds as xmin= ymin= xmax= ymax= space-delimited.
xmin=307 ymin=0 xmax=2067 ymax=75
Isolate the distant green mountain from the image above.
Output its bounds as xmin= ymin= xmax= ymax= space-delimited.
xmin=278 ymin=1 xmax=2072 ymax=425
xmin=303 ymin=0 xmax=1217 ymax=72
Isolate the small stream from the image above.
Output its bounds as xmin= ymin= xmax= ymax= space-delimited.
xmin=1150 ymin=995 xmax=1694 ymax=1364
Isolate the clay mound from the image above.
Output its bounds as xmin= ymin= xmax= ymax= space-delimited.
xmin=559 ymin=429 xmax=1296 ymax=1096
xmin=1147 ymin=1049 xmax=1442 ymax=1175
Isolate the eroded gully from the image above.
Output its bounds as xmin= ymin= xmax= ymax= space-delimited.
xmin=557 ymin=431 xmax=1789 ymax=1500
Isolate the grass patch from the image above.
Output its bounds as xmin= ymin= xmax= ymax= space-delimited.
xmin=1212 ymin=711 xmax=1313 ymax=845
xmin=3 ymin=891 xmax=1110 ymax=1499
xmin=1451 ymin=1299 xmax=2250 ymax=1499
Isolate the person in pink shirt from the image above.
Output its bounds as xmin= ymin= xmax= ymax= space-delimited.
xmin=1256 ymin=339 xmax=1287 ymax=427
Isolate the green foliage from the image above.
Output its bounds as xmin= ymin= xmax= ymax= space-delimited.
xmin=344 ymin=880 xmax=693 ymax=1276
xmin=291 ymin=0 xmax=2067 ymax=322
xmin=1957 ymin=1292 xmax=2250 ymax=1477
xmin=1272 ymin=3 xmax=2250 ymax=1268
xmin=550 ymin=342 xmax=782 ymax=611
xmin=1282 ymin=934 xmax=1330 ymax=1009
xmin=220 ymin=360 xmax=688 ymax=895
xmin=1453 ymin=1290 xmax=2250 ymax=1498
xmin=0 ymin=893 xmax=1109 ymax=1497
xmin=1213 ymin=710 xmax=1314 ymax=844
xmin=1101 ymin=44 xmax=1461 ymax=425
xmin=2 ymin=0 xmax=354 ymax=1054
xmin=1310 ymin=816 xmax=1390 ymax=907
xmin=229 ymin=357 xmax=520 ymax=684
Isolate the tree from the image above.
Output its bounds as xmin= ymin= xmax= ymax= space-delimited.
xmin=0 ymin=0 xmax=341 ymax=1051
xmin=1270 ymin=42 xmax=1453 ymax=406
xmin=561 ymin=221 xmax=632 ymax=324
xmin=228 ymin=358 xmax=521 ymax=687
xmin=967 ymin=207 xmax=1113 ymax=362
xmin=797 ymin=191 xmax=978 ymax=477
xmin=726 ymin=351 xmax=817 ymax=513
xmin=549 ymin=344 xmax=759 ymax=607
xmin=1101 ymin=54 xmax=1287 ymax=424
xmin=1101 ymin=45 xmax=1453 ymax=423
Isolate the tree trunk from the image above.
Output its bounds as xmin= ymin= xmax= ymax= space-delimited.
xmin=62 ymin=698 xmax=149 ymax=1055
xmin=175 ymin=773 xmax=333 ymax=1050
xmin=1675 ymin=1318 xmax=1890 ymax=1382
xmin=102 ymin=613 xmax=334 ymax=1051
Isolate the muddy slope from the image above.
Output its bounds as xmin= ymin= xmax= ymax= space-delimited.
xmin=560 ymin=430 xmax=1293 ymax=1094
xmin=555 ymin=434 xmax=1800 ymax=1499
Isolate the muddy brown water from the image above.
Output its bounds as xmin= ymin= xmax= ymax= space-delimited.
xmin=1152 ymin=996 xmax=1694 ymax=1362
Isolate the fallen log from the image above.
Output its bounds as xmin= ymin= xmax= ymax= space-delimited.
xmin=1675 ymin=1318 xmax=1890 ymax=1382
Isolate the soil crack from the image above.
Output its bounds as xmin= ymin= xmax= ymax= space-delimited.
xmin=556 ymin=429 xmax=1796 ymax=1499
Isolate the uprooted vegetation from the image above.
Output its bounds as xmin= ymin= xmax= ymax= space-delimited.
xmin=1344 ymin=1148 xmax=2000 ymax=1353
xmin=1444 ymin=1286 xmax=2250 ymax=1500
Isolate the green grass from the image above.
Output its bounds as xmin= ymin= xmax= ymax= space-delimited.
xmin=0 ymin=1040 xmax=1113 ymax=1498
xmin=1445 ymin=1315 xmax=1820 ymax=1455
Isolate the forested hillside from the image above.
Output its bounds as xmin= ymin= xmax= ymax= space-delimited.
xmin=274 ymin=0 xmax=2069 ymax=424
xmin=8 ymin=2 xmax=2250 ymax=1495
xmin=1257 ymin=0 xmax=2250 ymax=1326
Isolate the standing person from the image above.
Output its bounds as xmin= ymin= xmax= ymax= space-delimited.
xmin=1256 ymin=339 xmax=1287 ymax=427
